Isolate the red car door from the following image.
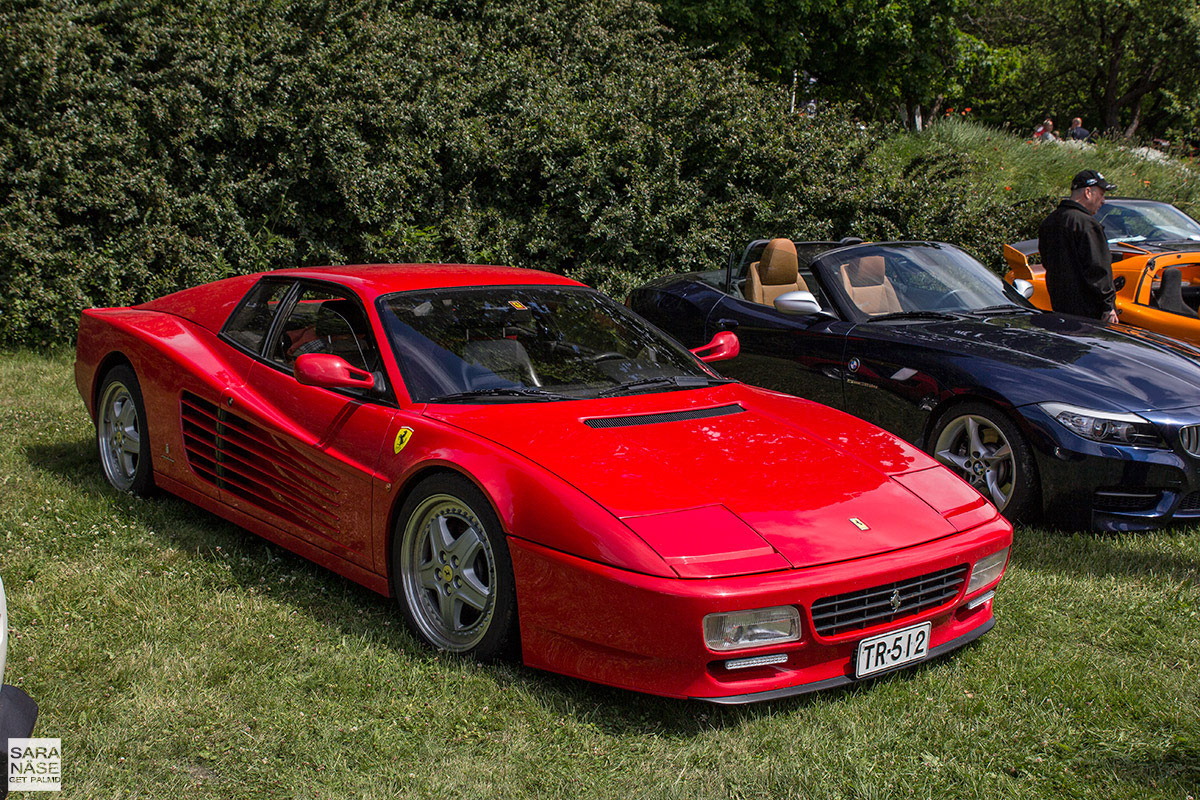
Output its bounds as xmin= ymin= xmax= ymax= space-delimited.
xmin=221 ymin=283 xmax=397 ymax=571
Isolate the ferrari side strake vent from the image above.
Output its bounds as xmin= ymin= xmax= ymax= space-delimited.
xmin=180 ymin=392 xmax=341 ymax=536
xmin=810 ymin=565 xmax=968 ymax=638
xmin=583 ymin=403 xmax=745 ymax=429
xmin=1180 ymin=425 xmax=1200 ymax=458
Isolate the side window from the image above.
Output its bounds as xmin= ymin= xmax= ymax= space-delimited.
xmin=267 ymin=285 xmax=382 ymax=376
xmin=222 ymin=280 xmax=293 ymax=354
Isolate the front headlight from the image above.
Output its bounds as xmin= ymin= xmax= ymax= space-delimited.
xmin=1039 ymin=402 xmax=1166 ymax=447
xmin=703 ymin=606 xmax=802 ymax=651
xmin=966 ymin=547 xmax=1010 ymax=594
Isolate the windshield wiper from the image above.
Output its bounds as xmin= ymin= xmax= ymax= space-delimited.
xmin=867 ymin=311 xmax=961 ymax=322
xmin=595 ymin=375 xmax=733 ymax=397
xmin=427 ymin=387 xmax=577 ymax=403
xmin=968 ymin=304 xmax=1038 ymax=315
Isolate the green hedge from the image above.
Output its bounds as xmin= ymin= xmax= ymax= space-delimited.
xmin=2 ymin=0 xmax=1077 ymax=347
xmin=0 ymin=0 xmax=880 ymax=345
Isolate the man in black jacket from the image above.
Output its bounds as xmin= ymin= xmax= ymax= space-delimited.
xmin=1038 ymin=170 xmax=1119 ymax=323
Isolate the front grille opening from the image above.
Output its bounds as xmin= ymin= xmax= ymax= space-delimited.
xmin=810 ymin=565 xmax=968 ymax=638
xmin=1093 ymin=489 xmax=1162 ymax=513
xmin=1178 ymin=491 xmax=1200 ymax=512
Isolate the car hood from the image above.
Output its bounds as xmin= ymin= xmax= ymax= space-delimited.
xmin=857 ymin=311 xmax=1200 ymax=413
xmin=1114 ymin=240 xmax=1200 ymax=255
xmin=424 ymin=384 xmax=993 ymax=573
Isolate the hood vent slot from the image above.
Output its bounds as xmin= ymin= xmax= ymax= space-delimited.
xmin=180 ymin=392 xmax=341 ymax=536
xmin=584 ymin=403 xmax=745 ymax=429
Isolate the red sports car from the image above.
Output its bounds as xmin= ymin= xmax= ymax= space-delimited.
xmin=75 ymin=264 xmax=1011 ymax=702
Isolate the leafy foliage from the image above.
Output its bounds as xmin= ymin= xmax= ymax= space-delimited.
xmin=658 ymin=0 xmax=966 ymax=127
xmin=656 ymin=0 xmax=1200 ymax=140
xmin=960 ymin=0 xmax=1200 ymax=138
xmin=0 ymin=0 xmax=874 ymax=345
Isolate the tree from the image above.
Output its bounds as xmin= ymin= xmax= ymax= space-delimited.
xmin=657 ymin=0 xmax=971 ymax=129
xmin=961 ymin=0 xmax=1200 ymax=138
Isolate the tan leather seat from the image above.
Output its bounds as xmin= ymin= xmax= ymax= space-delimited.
xmin=841 ymin=255 xmax=902 ymax=315
xmin=747 ymin=238 xmax=809 ymax=306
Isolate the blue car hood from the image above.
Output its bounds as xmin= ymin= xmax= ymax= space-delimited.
xmin=861 ymin=311 xmax=1200 ymax=414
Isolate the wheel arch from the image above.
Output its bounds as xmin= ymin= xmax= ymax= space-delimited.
xmin=382 ymin=464 xmax=506 ymax=599
xmin=920 ymin=392 xmax=1029 ymax=452
xmin=91 ymin=352 xmax=135 ymax=416
xmin=921 ymin=393 xmax=1044 ymax=521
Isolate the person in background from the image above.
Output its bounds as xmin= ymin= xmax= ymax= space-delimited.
xmin=1033 ymin=118 xmax=1058 ymax=141
xmin=1038 ymin=170 xmax=1119 ymax=323
xmin=1068 ymin=118 xmax=1091 ymax=141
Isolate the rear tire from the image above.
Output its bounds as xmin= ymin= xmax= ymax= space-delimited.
xmin=96 ymin=365 xmax=155 ymax=496
xmin=930 ymin=402 xmax=1038 ymax=523
xmin=391 ymin=474 xmax=518 ymax=661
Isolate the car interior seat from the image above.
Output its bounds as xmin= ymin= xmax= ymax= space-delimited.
xmin=747 ymin=238 xmax=809 ymax=306
xmin=462 ymin=339 xmax=542 ymax=387
xmin=1153 ymin=267 xmax=1199 ymax=318
xmin=840 ymin=255 xmax=903 ymax=315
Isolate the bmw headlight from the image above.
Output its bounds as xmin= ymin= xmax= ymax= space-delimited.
xmin=1039 ymin=402 xmax=1166 ymax=447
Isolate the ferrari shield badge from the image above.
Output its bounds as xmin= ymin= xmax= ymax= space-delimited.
xmin=850 ymin=517 xmax=870 ymax=531
xmin=394 ymin=427 xmax=414 ymax=454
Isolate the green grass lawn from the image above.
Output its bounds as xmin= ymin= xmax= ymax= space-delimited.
xmin=2 ymin=349 xmax=1198 ymax=799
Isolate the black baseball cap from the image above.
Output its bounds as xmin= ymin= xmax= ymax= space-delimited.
xmin=1071 ymin=169 xmax=1116 ymax=191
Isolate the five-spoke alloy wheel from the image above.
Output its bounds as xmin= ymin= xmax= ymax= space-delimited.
xmin=393 ymin=474 xmax=517 ymax=659
xmin=931 ymin=402 xmax=1037 ymax=521
xmin=96 ymin=365 xmax=154 ymax=495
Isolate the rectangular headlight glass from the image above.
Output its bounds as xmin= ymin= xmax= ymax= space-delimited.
xmin=967 ymin=547 xmax=1010 ymax=594
xmin=703 ymin=606 xmax=801 ymax=652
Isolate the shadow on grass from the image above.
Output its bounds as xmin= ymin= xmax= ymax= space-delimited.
xmin=1101 ymin=740 xmax=1200 ymax=793
xmin=24 ymin=438 xmax=986 ymax=735
xmin=1010 ymin=525 xmax=1200 ymax=585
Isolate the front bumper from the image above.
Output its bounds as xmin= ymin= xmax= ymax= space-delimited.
xmin=510 ymin=517 xmax=1010 ymax=702
xmin=1019 ymin=404 xmax=1200 ymax=531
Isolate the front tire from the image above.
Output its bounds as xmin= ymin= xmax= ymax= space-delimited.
xmin=930 ymin=402 xmax=1038 ymax=522
xmin=96 ymin=365 xmax=155 ymax=496
xmin=392 ymin=474 xmax=517 ymax=660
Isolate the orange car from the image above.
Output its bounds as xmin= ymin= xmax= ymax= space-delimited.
xmin=1005 ymin=198 xmax=1200 ymax=343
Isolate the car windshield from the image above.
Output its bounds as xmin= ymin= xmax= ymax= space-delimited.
xmin=812 ymin=243 xmax=1029 ymax=317
xmin=377 ymin=285 xmax=714 ymax=402
xmin=1097 ymin=201 xmax=1200 ymax=243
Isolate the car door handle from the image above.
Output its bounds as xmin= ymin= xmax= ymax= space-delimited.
xmin=716 ymin=318 xmax=740 ymax=331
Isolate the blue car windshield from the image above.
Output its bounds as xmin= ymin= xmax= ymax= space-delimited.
xmin=1097 ymin=200 xmax=1200 ymax=243
xmin=377 ymin=285 xmax=713 ymax=402
xmin=813 ymin=243 xmax=1029 ymax=317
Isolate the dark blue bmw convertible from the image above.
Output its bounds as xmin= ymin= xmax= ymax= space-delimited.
xmin=630 ymin=238 xmax=1200 ymax=530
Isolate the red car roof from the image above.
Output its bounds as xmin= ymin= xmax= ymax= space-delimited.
xmin=135 ymin=264 xmax=588 ymax=332
xmin=265 ymin=264 xmax=585 ymax=298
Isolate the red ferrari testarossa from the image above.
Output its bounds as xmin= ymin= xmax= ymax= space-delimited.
xmin=75 ymin=264 xmax=1011 ymax=702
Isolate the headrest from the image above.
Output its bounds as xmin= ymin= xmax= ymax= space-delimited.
xmin=846 ymin=255 xmax=887 ymax=287
xmin=758 ymin=239 xmax=799 ymax=286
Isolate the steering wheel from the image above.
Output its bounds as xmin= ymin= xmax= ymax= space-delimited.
xmin=590 ymin=351 xmax=626 ymax=363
